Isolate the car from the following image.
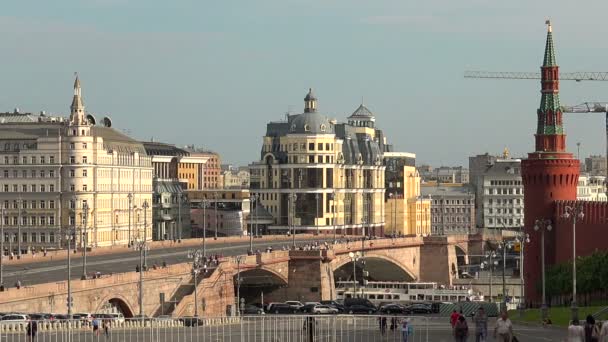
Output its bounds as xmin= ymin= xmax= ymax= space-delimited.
xmin=126 ymin=315 xmax=153 ymax=322
xmin=28 ymin=313 xmax=54 ymax=321
xmin=312 ymin=305 xmax=339 ymax=315
xmin=180 ymin=316 xmax=203 ymax=327
xmin=343 ymin=298 xmax=375 ymax=309
xmin=0 ymin=314 xmax=29 ymax=323
xmin=304 ymin=302 xmax=320 ymax=306
xmin=53 ymin=314 xmax=70 ymax=321
xmin=73 ymin=313 xmax=94 ymax=322
xmin=409 ymin=304 xmax=431 ymax=314
xmin=346 ymin=305 xmax=376 ymax=314
xmin=378 ymin=304 xmax=409 ymax=315
xmin=284 ymin=301 xmax=304 ymax=310
xmin=268 ymin=304 xmax=297 ymax=314
xmin=298 ymin=304 xmax=317 ymax=314
xmin=242 ymin=305 xmax=264 ymax=315
xmin=320 ymin=300 xmax=345 ymax=313
xmin=460 ymin=272 xmax=474 ymax=279
xmin=157 ymin=315 xmax=174 ymax=321
xmin=96 ymin=313 xmax=125 ymax=323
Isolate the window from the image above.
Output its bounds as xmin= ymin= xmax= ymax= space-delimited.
xmin=40 ymin=216 xmax=46 ymax=225
xmin=83 ymin=184 xmax=87 ymax=191
xmin=23 ymin=156 xmax=28 ymax=164
xmin=82 ymin=156 xmax=87 ymax=164
xmin=82 ymin=143 xmax=87 ymax=149
xmin=40 ymin=233 xmax=45 ymax=243
xmin=23 ymin=185 xmax=28 ymax=192
xmin=308 ymin=155 xmax=314 ymax=163
xmin=49 ymin=156 xmax=54 ymax=164
xmin=308 ymin=143 xmax=314 ymax=151
xmin=49 ymin=170 xmax=54 ymax=177
xmin=31 ymin=156 xmax=36 ymax=164
xmin=317 ymin=155 xmax=323 ymax=163
xmin=39 ymin=170 xmax=45 ymax=178
xmin=49 ymin=232 xmax=55 ymax=243
xmin=30 ymin=170 xmax=35 ymax=178
xmin=49 ymin=200 xmax=55 ymax=209
xmin=40 ymin=156 xmax=45 ymax=164
xmin=69 ymin=200 xmax=75 ymax=209
xmin=40 ymin=185 xmax=45 ymax=192
xmin=318 ymin=143 xmax=323 ymax=151
xmin=69 ymin=216 xmax=75 ymax=226
xmin=12 ymin=185 xmax=17 ymax=192
xmin=69 ymin=170 xmax=75 ymax=177
xmin=31 ymin=201 xmax=37 ymax=209
xmin=70 ymin=156 xmax=75 ymax=164
xmin=22 ymin=170 xmax=27 ymax=178
xmin=70 ymin=143 xmax=75 ymax=149
xmin=40 ymin=200 xmax=45 ymax=209
xmin=70 ymin=184 xmax=75 ymax=192
xmin=49 ymin=184 xmax=54 ymax=192
xmin=82 ymin=169 xmax=87 ymax=177
xmin=3 ymin=170 xmax=7 ymax=178
xmin=22 ymin=233 xmax=27 ymax=242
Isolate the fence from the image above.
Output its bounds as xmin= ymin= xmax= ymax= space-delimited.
xmin=0 ymin=315 xmax=430 ymax=342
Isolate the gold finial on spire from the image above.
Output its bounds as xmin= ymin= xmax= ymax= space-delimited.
xmin=545 ymin=19 xmax=552 ymax=33
xmin=503 ymin=147 xmax=510 ymax=159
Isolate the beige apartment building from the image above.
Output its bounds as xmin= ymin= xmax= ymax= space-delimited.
xmin=249 ymin=89 xmax=386 ymax=235
xmin=0 ymin=76 xmax=153 ymax=253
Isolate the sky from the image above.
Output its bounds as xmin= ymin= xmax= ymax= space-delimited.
xmin=2 ymin=0 xmax=608 ymax=167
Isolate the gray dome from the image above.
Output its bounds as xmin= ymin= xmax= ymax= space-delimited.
xmin=349 ymin=104 xmax=374 ymax=118
xmin=290 ymin=112 xmax=334 ymax=134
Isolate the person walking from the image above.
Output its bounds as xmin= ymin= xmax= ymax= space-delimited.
xmin=378 ymin=316 xmax=387 ymax=335
xmin=454 ymin=315 xmax=469 ymax=342
xmin=472 ymin=307 xmax=488 ymax=342
xmin=400 ymin=318 xmax=412 ymax=342
xmin=450 ymin=309 xmax=460 ymax=329
xmin=600 ymin=319 xmax=608 ymax=342
xmin=26 ymin=319 xmax=38 ymax=341
xmin=568 ymin=320 xmax=585 ymax=342
xmin=584 ymin=315 xmax=600 ymax=342
xmin=102 ymin=319 xmax=110 ymax=339
xmin=92 ymin=317 xmax=101 ymax=336
xmin=494 ymin=311 xmax=513 ymax=342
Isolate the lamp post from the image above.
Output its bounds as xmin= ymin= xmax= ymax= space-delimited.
xmin=202 ymin=199 xmax=208 ymax=257
xmin=81 ymin=201 xmax=89 ymax=280
xmin=349 ymin=251 xmax=361 ymax=297
xmin=214 ymin=193 xmax=218 ymax=240
xmin=516 ymin=228 xmax=530 ymax=318
xmin=17 ymin=198 xmax=24 ymax=258
xmin=127 ymin=193 xmax=133 ymax=247
xmin=133 ymin=231 xmax=148 ymax=317
xmin=481 ymin=251 xmax=497 ymax=305
xmin=562 ymin=203 xmax=585 ymax=323
xmin=255 ymin=194 xmax=260 ymax=238
xmin=332 ymin=191 xmax=337 ymax=243
xmin=315 ymin=193 xmax=320 ymax=236
xmin=187 ymin=249 xmax=207 ymax=317
xmin=143 ymin=201 xmax=149 ymax=269
xmin=289 ymin=193 xmax=297 ymax=248
xmin=249 ymin=195 xmax=255 ymax=255
xmin=64 ymin=228 xmax=74 ymax=318
xmin=0 ymin=206 xmax=4 ymax=291
xmin=236 ymin=256 xmax=244 ymax=315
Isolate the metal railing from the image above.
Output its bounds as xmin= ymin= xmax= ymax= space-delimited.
xmin=0 ymin=315 xmax=429 ymax=341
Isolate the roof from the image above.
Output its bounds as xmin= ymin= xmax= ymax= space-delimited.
xmin=348 ymin=104 xmax=375 ymax=119
xmin=289 ymin=111 xmax=334 ymax=134
xmin=91 ymin=126 xmax=147 ymax=154
xmin=0 ymin=112 xmax=38 ymax=123
xmin=304 ymin=88 xmax=316 ymax=101
xmin=543 ymin=23 xmax=557 ymax=67
xmin=421 ymin=185 xmax=475 ymax=197
xmin=143 ymin=141 xmax=189 ymax=157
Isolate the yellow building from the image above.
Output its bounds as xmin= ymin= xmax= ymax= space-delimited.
xmin=384 ymin=152 xmax=431 ymax=236
xmin=249 ymin=89 xmax=386 ymax=235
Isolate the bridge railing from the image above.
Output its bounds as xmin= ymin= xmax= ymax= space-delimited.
xmin=0 ymin=315 xmax=430 ymax=342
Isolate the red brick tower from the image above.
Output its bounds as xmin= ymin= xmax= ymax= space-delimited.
xmin=521 ymin=22 xmax=580 ymax=304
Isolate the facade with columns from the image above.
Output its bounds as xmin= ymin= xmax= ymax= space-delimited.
xmin=249 ymin=89 xmax=386 ymax=235
xmin=0 ymin=77 xmax=153 ymax=253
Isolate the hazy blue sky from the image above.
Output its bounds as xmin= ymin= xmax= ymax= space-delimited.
xmin=2 ymin=0 xmax=608 ymax=166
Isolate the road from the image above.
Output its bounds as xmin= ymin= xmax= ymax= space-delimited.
xmin=2 ymin=237 xmax=331 ymax=288
xmin=0 ymin=317 xmax=569 ymax=342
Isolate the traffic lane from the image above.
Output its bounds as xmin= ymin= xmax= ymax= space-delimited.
xmin=3 ymin=238 xmax=334 ymax=287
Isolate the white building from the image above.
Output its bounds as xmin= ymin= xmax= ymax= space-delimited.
xmin=577 ymin=174 xmax=607 ymax=202
xmin=0 ymin=76 xmax=153 ymax=254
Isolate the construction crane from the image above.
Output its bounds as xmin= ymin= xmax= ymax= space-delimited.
xmin=465 ymin=70 xmax=608 ymax=191
xmin=464 ymin=71 xmax=608 ymax=82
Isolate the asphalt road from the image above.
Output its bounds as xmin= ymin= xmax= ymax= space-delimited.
xmin=2 ymin=237 xmax=332 ymax=288
xmin=0 ymin=317 xmax=568 ymax=342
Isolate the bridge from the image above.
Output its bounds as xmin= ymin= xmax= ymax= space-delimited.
xmin=0 ymin=233 xmax=499 ymax=317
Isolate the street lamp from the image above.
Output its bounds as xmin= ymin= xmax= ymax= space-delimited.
xmin=0 ymin=206 xmax=4 ymax=291
xmin=64 ymin=228 xmax=75 ymax=318
xmin=142 ymin=201 xmax=150 ymax=269
xmin=315 ymin=193 xmax=320 ymax=236
xmin=177 ymin=192 xmax=183 ymax=242
xmin=187 ymin=249 xmax=208 ymax=317
xmin=214 ymin=193 xmax=218 ymax=240
xmin=349 ymin=251 xmax=362 ymax=297
xmin=127 ymin=193 xmax=133 ymax=247
xmin=202 ymin=199 xmax=208 ymax=257
xmin=236 ymin=256 xmax=244 ymax=315
xmin=289 ymin=193 xmax=297 ymax=248
xmin=81 ymin=201 xmax=89 ymax=280
xmin=132 ymin=231 xmax=148 ymax=317
xmin=17 ymin=198 xmax=25 ymax=259
xmin=331 ymin=191 xmax=337 ymax=243
xmin=562 ymin=203 xmax=585 ymax=323
xmin=516 ymin=228 xmax=530 ymax=317
xmin=249 ymin=195 xmax=255 ymax=254
xmin=481 ymin=251 xmax=498 ymax=304
xmin=533 ymin=218 xmax=552 ymax=321
xmin=496 ymin=241 xmax=515 ymax=313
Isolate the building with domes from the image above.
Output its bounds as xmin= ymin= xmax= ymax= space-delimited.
xmin=249 ymin=89 xmax=387 ymax=235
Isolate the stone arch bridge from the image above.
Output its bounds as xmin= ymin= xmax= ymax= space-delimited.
xmin=0 ymin=234 xmax=498 ymax=317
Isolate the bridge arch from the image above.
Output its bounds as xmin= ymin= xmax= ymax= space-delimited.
xmin=234 ymin=267 xmax=289 ymax=305
xmin=332 ymin=254 xmax=417 ymax=283
xmin=95 ymin=295 xmax=135 ymax=318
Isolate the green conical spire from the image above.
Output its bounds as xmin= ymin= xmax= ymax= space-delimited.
xmin=543 ymin=21 xmax=557 ymax=67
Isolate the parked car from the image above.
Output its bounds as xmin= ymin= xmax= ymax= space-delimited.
xmin=242 ymin=305 xmax=264 ymax=315
xmin=312 ymin=305 xmax=339 ymax=315
xmin=157 ymin=315 xmax=174 ymax=321
xmin=29 ymin=313 xmax=53 ymax=321
xmin=180 ymin=316 xmax=203 ymax=327
xmin=73 ymin=313 xmax=94 ymax=322
xmin=284 ymin=301 xmax=304 ymax=310
xmin=320 ymin=300 xmax=345 ymax=313
xmin=299 ymin=304 xmax=317 ymax=314
xmin=304 ymin=302 xmax=320 ymax=306
xmin=378 ymin=304 xmax=409 ymax=315
xmin=268 ymin=304 xmax=297 ymax=314
xmin=409 ymin=304 xmax=431 ymax=314
xmin=346 ymin=305 xmax=376 ymax=314
xmin=0 ymin=314 xmax=29 ymax=323
xmin=53 ymin=314 xmax=70 ymax=321
xmin=96 ymin=313 xmax=125 ymax=323
xmin=344 ymin=298 xmax=375 ymax=310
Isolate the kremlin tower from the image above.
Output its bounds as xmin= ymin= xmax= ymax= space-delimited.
xmin=521 ymin=22 xmax=580 ymax=304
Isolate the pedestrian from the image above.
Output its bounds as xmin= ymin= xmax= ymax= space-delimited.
xmin=585 ymin=315 xmax=600 ymax=342
xmin=454 ymin=315 xmax=469 ymax=342
xmin=16 ymin=280 xmax=21 ymax=289
xmin=390 ymin=316 xmax=398 ymax=331
xmin=493 ymin=311 xmax=513 ymax=342
xmin=92 ymin=317 xmax=100 ymax=336
xmin=102 ymin=319 xmax=110 ymax=338
xmin=450 ymin=309 xmax=460 ymax=329
xmin=472 ymin=307 xmax=488 ymax=342
xmin=26 ymin=319 xmax=38 ymax=341
xmin=568 ymin=319 xmax=585 ymax=342
xmin=378 ymin=316 xmax=387 ymax=335
xmin=401 ymin=318 xmax=412 ymax=342
xmin=600 ymin=319 xmax=608 ymax=342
